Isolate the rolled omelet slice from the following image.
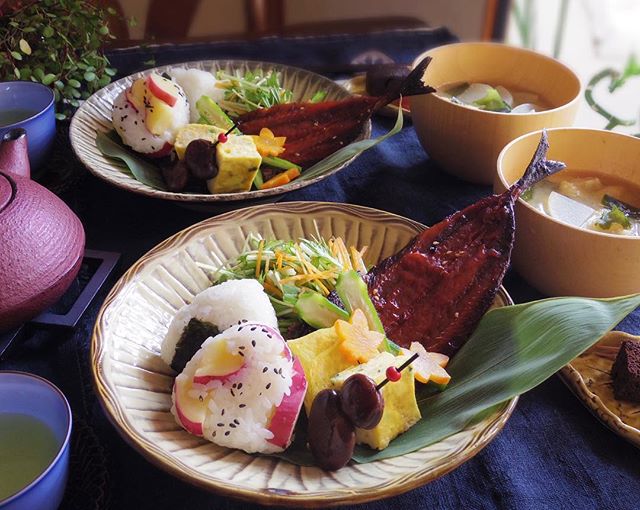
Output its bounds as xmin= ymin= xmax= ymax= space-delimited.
xmin=208 ymin=135 xmax=262 ymax=194
xmin=330 ymin=352 xmax=421 ymax=450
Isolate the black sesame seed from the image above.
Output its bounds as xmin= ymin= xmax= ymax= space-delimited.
xmin=230 ymin=423 xmax=236 ymax=428
xmin=250 ymin=326 xmax=257 ymax=331
xmin=238 ymin=326 xmax=243 ymax=331
xmin=251 ymin=340 xmax=256 ymax=347
xmin=266 ymin=383 xmax=271 ymax=390
xmin=237 ymin=383 xmax=242 ymax=389
xmin=212 ymin=431 xmax=216 ymax=437
xmin=239 ymin=346 xmax=245 ymax=350
xmin=234 ymin=419 xmax=240 ymax=425
xmin=230 ymin=389 xmax=236 ymax=397
xmin=241 ymin=319 xmax=248 ymax=323
xmin=238 ymin=351 xmax=244 ymax=357
xmin=262 ymin=367 xmax=268 ymax=373
xmin=221 ymin=409 xmax=225 ymax=416
xmin=225 ymin=431 xmax=230 ymax=436
xmin=141 ymin=137 xmax=146 ymax=141
xmin=239 ymin=404 xmax=246 ymax=408
xmin=266 ymin=334 xmax=272 ymax=339
xmin=217 ymin=423 xmax=224 ymax=427
xmin=261 ymin=328 xmax=267 ymax=333
xmin=232 ymin=383 xmax=237 ymax=388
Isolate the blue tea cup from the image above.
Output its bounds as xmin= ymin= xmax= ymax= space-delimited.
xmin=0 ymin=371 xmax=72 ymax=510
xmin=0 ymin=81 xmax=56 ymax=171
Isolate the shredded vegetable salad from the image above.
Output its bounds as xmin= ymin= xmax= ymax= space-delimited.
xmin=215 ymin=70 xmax=294 ymax=117
xmin=198 ymin=234 xmax=368 ymax=328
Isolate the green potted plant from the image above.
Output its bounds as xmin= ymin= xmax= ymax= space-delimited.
xmin=0 ymin=0 xmax=118 ymax=120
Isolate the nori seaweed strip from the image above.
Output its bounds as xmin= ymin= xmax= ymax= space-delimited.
xmin=171 ymin=318 xmax=220 ymax=372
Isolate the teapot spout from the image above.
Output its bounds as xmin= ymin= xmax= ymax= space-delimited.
xmin=0 ymin=128 xmax=30 ymax=179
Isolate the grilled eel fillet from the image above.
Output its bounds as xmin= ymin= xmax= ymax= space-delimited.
xmin=236 ymin=57 xmax=435 ymax=169
xmin=366 ymin=131 xmax=566 ymax=356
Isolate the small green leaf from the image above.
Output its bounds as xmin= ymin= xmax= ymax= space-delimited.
xmin=55 ymin=113 xmax=67 ymax=121
xmin=13 ymin=67 xmax=20 ymax=79
xmin=107 ymin=6 xmax=117 ymax=15
xmin=11 ymin=51 xmax=23 ymax=61
xmin=68 ymin=79 xmax=81 ymax=88
xmin=41 ymin=73 xmax=56 ymax=85
xmin=70 ymin=88 xmax=81 ymax=98
xmin=43 ymin=26 xmax=55 ymax=38
xmin=143 ymin=59 xmax=156 ymax=66
xmin=104 ymin=67 xmax=117 ymax=76
xmin=98 ymin=25 xmax=109 ymax=35
xmin=19 ymin=39 xmax=32 ymax=55
xmin=84 ymin=71 xmax=96 ymax=82
xmin=34 ymin=67 xmax=45 ymax=80
xmin=54 ymin=80 xmax=64 ymax=90
xmin=97 ymin=76 xmax=111 ymax=87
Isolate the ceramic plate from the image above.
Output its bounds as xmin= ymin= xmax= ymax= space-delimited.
xmin=70 ymin=61 xmax=370 ymax=207
xmin=91 ymin=202 xmax=517 ymax=506
xmin=560 ymin=331 xmax=640 ymax=447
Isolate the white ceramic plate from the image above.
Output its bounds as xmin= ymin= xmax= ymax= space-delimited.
xmin=91 ymin=201 xmax=516 ymax=506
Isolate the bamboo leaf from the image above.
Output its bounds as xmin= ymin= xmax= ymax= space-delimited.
xmin=273 ymin=294 xmax=640 ymax=466
xmin=298 ymin=105 xmax=404 ymax=181
xmin=352 ymin=294 xmax=640 ymax=462
xmin=95 ymin=131 xmax=167 ymax=191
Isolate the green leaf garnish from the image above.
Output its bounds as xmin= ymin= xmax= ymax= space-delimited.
xmin=95 ymin=131 xmax=167 ymax=191
xmin=596 ymin=205 xmax=631 ymax=230
xmin=352 ymin=294 xmax=640 ymax=462
xmin=473 ymin=87 xmax=511 ymax=112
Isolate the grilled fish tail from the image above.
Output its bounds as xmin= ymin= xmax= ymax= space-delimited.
xmin=373 ymin=56 xmax=435 ymax=110
xmin=513 ymin=130 xmax=566 ymax=196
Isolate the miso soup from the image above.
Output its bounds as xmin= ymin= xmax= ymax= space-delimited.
xmin=523 ymin=170 xmax=640 ymax=236
xmin=437 ymin=82 xmax=551 ymax=113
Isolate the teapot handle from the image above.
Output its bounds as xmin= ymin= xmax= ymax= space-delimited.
xmin=0 ymin=128 xmax=30 ymax=179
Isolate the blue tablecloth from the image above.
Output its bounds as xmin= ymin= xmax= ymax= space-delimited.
xmin=4 ymin=28 xmax=640 ymax=510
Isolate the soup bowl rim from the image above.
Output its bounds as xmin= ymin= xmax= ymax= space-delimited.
xmin=0 ymin=370 xmax=72 ymax=507
xmin=496 ymin=126 xmax=640 ymax=241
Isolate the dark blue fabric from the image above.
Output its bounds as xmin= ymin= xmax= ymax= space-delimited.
xmin=4 ymin=29 xmax=640 ymax=510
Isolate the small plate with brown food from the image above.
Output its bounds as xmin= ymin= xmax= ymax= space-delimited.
xmin=560 ymin=331 xmax=640 ymax=448
xmin=70 ymin=59 xmax=433 ymax=210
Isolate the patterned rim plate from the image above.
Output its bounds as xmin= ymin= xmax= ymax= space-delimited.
xmin=91 ymin=201 xmax=517 ymax=507
xmin=560 ymin=331 xmax=640 ymax=448
xmin=70 ymin=61 xmax=371 ymax=205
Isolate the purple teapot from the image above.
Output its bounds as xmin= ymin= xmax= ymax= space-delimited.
xmin=0 ymin=128 xmax=85 ymax=332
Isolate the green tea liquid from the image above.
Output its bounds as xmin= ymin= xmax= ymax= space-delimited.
xmin=0 ymin=413 xmax=59 ymax=500
xmin=0 ymin=109 xmax=36 ymax=127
